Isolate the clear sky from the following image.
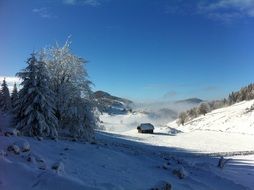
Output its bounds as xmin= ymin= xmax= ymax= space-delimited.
xmin=1 ymin=0 xmax=254 ymax=101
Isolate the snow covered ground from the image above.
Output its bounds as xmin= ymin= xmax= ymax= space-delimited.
xmin=1 ymin=100 xmax=254 ymax=190
xmin=0 ymin=132 xmax=252 ymax=190
xmin=98 ymin=100 xmax=254 ymax=189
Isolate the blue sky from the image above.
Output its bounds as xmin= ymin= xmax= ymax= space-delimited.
xmin=0 ymin=0 xmax=254 ymax=101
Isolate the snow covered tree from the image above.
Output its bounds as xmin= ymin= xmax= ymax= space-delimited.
xmin=40 ymin=40 xmax=96 ymax=140
xmin=0 ymin=78 xmax=12 ymax=112
xmin=62 ymin=97 xmax=95 ymax=139
xmin=178 ymin=112 xmax=188 ymax=126
xmin=11 ymin=83 xmax=18 ymax=109
xmin=228 ymin=92 xmax=238 ymax=105
xmin=198 ymin=102 xmax=210 ymax=116
xmin=187 ymin=107 xmax=198 ymax=119
xmin=14 ymin=54 xmax=58 ymax=138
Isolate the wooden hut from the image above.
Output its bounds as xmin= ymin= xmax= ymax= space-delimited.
xmin=137 ymin=123 xmax=154 ymax=134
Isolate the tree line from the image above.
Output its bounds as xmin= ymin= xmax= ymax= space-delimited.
xmin=0 ymin=40 xmax=97 ymax=141
xmin=178 ymin=83 xmax=254 ymax=125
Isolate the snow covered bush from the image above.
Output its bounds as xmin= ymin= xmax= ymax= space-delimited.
xmin=4 ymin=128 xmax=19 ymax=137
xmin=14 ymin=54 xmax=58 ymax=138
xmin=172 ymin=165 xmax=188 ymax=179
xmin=151 ymin=181 xmax=172 ymax=190
xmin=51 ymin=161 xmax=65 ymax=174
xmin=26 ymin=154 xmax=36 ymax=163
xmin=7 ymin=144 xmax=20 ymax=154
xmin=14 ymin=140 xmax=30 ymax=152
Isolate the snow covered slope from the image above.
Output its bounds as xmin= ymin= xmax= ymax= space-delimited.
xmin=94 ymin=91 xmax=132 ymax=114
xmin=167 ymin=100 xmax=254 ymax=135
xmin=101 ymin=100 xmax=254 ymax=153
xmin=97 ymin=100 xmax=254 ymax=189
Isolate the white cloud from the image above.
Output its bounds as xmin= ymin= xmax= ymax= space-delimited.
xmin=63 ymin=0 xmax=101 ymax=7
xmin=198 ymin=0 xmax=254 ymax=21
xmin=164 ymin=0 xmax=254 ymax=22
xmin=204 ymin=0 xmax=254 ymax=11
xmin=32 ymin=7 xmax=54 ymax=19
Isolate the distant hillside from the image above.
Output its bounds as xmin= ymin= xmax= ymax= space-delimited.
xmin=168 ymin=99 xmax=254 ymax=135
xmin=93 ymin=91 xmax=133 ymax=114
xmin=175 ymin=98 xmax=203 ymax=104
xmin=176 ymin=83 xmax=254 ymax=125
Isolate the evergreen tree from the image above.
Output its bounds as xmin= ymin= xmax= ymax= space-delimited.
xmin=14 ymin=54 xmax=58 ymax=137
xmin=0 ymin=78 xmax=12 ymax=112
xmin=11 ymin=83 xmax=18 ymax=109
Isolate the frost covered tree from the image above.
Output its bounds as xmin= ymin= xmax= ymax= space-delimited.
xmin=0 ymin=78 xmax=12 ymax=112
xmin=198 ymin=102 xmax=210 ymax=116
xmin=227 ymin=83 xmax=254 ymax=104
xmin=178 ymin=112 xmax=188 ymax=126
xmin=40 ymin=40 xmax=96 ymax=140
xmin=14 ymin=54 xmax=58 ymax=138
xmin=228 ymin=92 xmax=238 ymax=104
xmin=187 ymin=107 xmax=198 ymax=119
xmin=11 ymin=83 xmax=18 ymax=109
xmin=63 ymin=97 xmax=95 ymax=139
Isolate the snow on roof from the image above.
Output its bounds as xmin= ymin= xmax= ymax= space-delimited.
xmin=137 ymin=123 xmax=154 ymax=130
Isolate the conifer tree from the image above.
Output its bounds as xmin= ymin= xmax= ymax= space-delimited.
xmin=11 ymin=83 xmax=18 ymax=109
xmin=14 ymin=54 xmax=58 ymax=137
xmin=0 ymin=78 xmax=12 ymax=112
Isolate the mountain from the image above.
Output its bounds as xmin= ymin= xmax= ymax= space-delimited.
xmin=93 ymin=91 xmax=133 ymax=114
xmin=175 ymin=98 xmax=203 ymax=104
